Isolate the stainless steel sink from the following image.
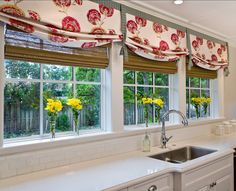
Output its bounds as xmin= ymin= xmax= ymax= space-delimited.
xmin=149 ymin=146 xmax=217 ymax=164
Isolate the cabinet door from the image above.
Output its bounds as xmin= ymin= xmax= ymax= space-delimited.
xmin=214 ymin=174 xmax=231 ymax=191
xmin=128 ymin=174 xmax=173 ymax=191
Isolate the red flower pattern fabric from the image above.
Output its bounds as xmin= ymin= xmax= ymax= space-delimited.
xmin=126 ymin=20 xmax=137 ymax=34
xmin=87 ymin=9 xmax=101 ymax=25
xmin=9 ymin=19 xmax=34 ymax=33
xmin=49 ymin=33 xmax=69 ymax=43
xmin=0 ymin=0 xmax=122 ymax=48
xmin=171 ymin=33 xmax=179 ymax=45
xmin=99 ymin=4 xmax=114 ymax=17
xmin=0 ymin=4 xmax=24 ymax=16
xmin=28 ymin=10 xmax=40 ymax=21
xmin=75 ymin=0 xmax=83 ymax=5
xmin=211 ymin=54 xmax=217 ymax=62
xmin=177 ymin=29 xmax=185 ymax=38
xmin=190 ymin=34 xmax=228 ymax=70
xmin=53 ymin=0 xmax=71 ymax=8
xmin=91 ymin=27 xmax=106 ymax=34
xmin=153 ymin=22 xmax=163 ymax=34
xmin=125 ymin=13 xmax=188 ymax=62
xmin=207 ymin=40 xmax=214 ymax=49
xmin=81 ymin=42 xmax=96 ymax=48
xmin=159 ymin=40 xmax=169 ymax=51
xmin=135 ymin=16 xmax=147 ymax=27
xmin=62 ymin=16 xmax=80 ymax=32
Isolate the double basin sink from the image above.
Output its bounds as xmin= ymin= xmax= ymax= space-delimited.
xmin=149 ymin=146 xmax=217 ymax=164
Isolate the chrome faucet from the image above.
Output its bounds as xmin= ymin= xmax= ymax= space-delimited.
xmin=160 ymin=110 xmax=188 ymax=148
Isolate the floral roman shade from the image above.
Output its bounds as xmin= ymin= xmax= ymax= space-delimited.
xmin=0 ymin=0 xmax=122 ymax=48
xmin=189 ymin=32 xmax=229 ymax=71
xmin=124 ymin=11 xmax=188 ymax=62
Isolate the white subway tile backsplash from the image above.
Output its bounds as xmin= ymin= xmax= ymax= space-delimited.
xmin=0 ymin=122 xmax=218 ymax=179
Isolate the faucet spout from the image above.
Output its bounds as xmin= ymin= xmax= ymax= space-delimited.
xmin=160 ymin=110 xmax=188 ymax=149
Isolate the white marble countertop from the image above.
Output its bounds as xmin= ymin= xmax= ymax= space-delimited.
xmin=0 ymin=133 xmax=235 ymax=191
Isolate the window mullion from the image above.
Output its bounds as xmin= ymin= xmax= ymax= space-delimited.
xmin=153 ymin=73 xmax=155 ymax=124
xmin=135 ymin=71 xmax=138 ymax=125
xmin=73 ymin=67 xmax=76 ymax=132
xmin=39 ymin=64 xmax=43 ymax=136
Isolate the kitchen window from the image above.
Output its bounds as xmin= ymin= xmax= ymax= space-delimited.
xmin=4 ymin=60 xmax=104 ymax=139
xmin=186 ymin=76 xmax=211 ymax=119
xmin=123 ymin=70 xmax=170 ymax=126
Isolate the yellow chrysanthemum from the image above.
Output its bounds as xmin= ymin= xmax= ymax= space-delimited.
xmin=191 ymin=97 xmax=203 ymax=105
xmin=45 ymin=99 xmax=63 ymax=113
xmin=152 ymin=98 xmax=164 ymax=108
xmin=67 ymin=98 xmax=83 ymax=111
xmin=142 ymin=97 xmax=152 ymax=104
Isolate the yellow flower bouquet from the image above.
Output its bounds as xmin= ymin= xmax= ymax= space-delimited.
xmin=67 ymin=98 xmax=83 ymax=135
xmin=191 ymin=97 xmax=202 ymax=119
xmin=201 ymin=97 xmax=212 ymax=115
xmin=45 ymin=99 xmax=63 ymax=138
xmin=152 ymin=98 xmax=164 ymax=124
xmin=141 ymin=97 xmax=152 ymax=127
xmin=191 ymin=97 xmax=211 ymax=118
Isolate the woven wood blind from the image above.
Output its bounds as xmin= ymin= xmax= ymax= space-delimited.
xmin=4 ymin=26 xmax=109 ymax=68
xmin=124 ymin=49 xmax=177 ymax=74
xmin=186 ymin=63 xmax=217 ymax=79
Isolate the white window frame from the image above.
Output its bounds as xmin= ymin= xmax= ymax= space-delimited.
xmin=123 ymin=70 xmax=172 ymax=127
xmin=4 ymin=61 xmax=106 ymax=142
xmin=186 ymin=76 xmax=212 ymax=119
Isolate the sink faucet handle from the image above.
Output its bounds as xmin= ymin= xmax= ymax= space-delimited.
xmin=166 ymin=135 xmax=173 ymax=142
xmin=182 ymin=120 xmax=188 ymax=126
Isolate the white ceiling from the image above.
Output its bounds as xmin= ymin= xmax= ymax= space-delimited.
xmin=129 ymin=0 xmax=236 ymax=47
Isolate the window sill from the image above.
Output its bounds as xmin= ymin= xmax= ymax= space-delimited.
xmin=0 ymin=117 xmax=225 ymax=156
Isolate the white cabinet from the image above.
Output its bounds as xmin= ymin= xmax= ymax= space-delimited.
xmin=175 ymin=154 xmax=234 ymax=191
xmin=128 ymin=173 xmax=173 ymax=191
xmin=213 ymin=174 xmax=231 ymax=191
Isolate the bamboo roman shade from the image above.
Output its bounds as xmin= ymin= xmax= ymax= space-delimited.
xmin=124 ymin=49 xmax=177 ymax=74
xmin=4 ymin=26 xmax=109 ymax=68
xmin=186 ymin=65 xmax=217 ymax=79
xmin=121 ymin=5 xmax=186 ymax=74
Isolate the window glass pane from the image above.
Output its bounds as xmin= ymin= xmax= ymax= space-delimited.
xmin=186 ymin=89 xmax=190 ymax=118
xmin=43 ymin=83 xmax=73 ymax=133
xmin=137 ymin=72 xmax=153 ymax=85
xmin=155 ymin=73 xmax=168 ymax=86
xmin=43 ymin=64 xmax=72 ymax=81
xmin=154 ymin=88 xmax=169 ymax=118
xmin=190 ymin=89 xmax=200 ymax=118
xmin=4 ymin=82 xmax=40 ymax=138
xmin=190 ymin=77 xmax=200 ymax=88
xmin=137 ymin=87 xmax=153 ymax=124
xmin=124 ymin=70 xmax=135 ymax=84
xmin=76 ymin=84 xmax=101 ymax=130
xmin=76 ymin=67 xmax=100 ymax=82
xmin=124 ymin=86 xmax=135 ymax=125
xmin=186 ymin=77 xmax=189 ymax=87
xmin=201 ymin=78 xmax=210 ymax=88
xmin=5 ymin=60 xmax=40 ymax=79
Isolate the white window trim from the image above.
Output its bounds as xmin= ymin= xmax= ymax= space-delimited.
xmin=0 ymin=22 xmax=5 ymax=147
xmin=123 ymin=71 xmax=171 ymax=126
xmin=0 ymin=25 xmax=225 ymax=149
xmin=4 ymin=61 xmax=105 ymax=140
xmin=186 ymin=77 xmax=212 ymax=119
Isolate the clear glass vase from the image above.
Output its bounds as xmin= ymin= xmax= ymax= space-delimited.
xmin=49 ymin=119 xmax=56 ymax=138
xmin=73 ymin=111 xmax=80 ymax=135
xmin=142 ymin=132 xmax=151 ymax=152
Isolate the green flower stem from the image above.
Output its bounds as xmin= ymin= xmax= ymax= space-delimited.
xmin=73 ymin=109 xmax=80 ymax=135
xmin=144 ymin=104 xmax=148 ymax=128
